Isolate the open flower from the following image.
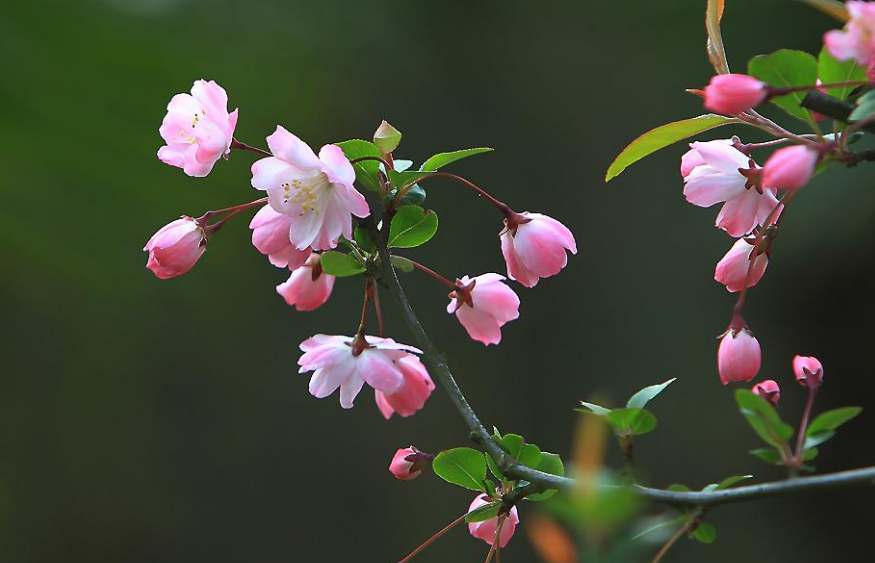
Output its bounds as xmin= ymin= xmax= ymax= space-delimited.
xmin=157 ymin=80 xmax=238 ymax=177
xmin=375 ymin=355 xmax=435 ymax=419
xmin=824 ymin=1 xmax=875 ymax=68
xmin=251 ymin=126 xmax=369 ymax=250
xmin=298 ymin=334 xmax=421 ymax=409
xmin=447 ymin=274 xmax=520 ymax=345
xmin=703 ymin=74 xmax=768 ymax=115
xmin=715 ymin=237 xmax=768 ymax=292
xmin=718 ymin=327 xmax=762 ymax=385
xmin=682 ymin=140 xmax=780 ymax=237
xmin=143 ymin=217 xmax=206 ymax=279
xmin=249 ymin=205 xmax=312 ymax=269
xmin=276 ymin=254 xmax=335 ymax=311
xmin=500 ymin=213 xmax=576 ymax=288
xmin=468 ymin=494 xmax=519 ymax=548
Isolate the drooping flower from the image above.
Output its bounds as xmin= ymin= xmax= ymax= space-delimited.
xmin=762 ymin=145 xmax=819 ymax=191
xmin=703 ymin=74 xmax=769 ymax=115
xmin=682 ymin=140 xmax=780 ymax=237
xmin=793 ymin=355 xmax=824 ymax=389
xmin=824 ymin=1 xmax=875 ymax=68
xmin=250 ymin=126 xmax=369 ymax=250
xmin=375 ymin=355 xmax=435 ymax=419
xmin=500 ymin=213 xmax=576 ymax=288
xmin=752 ymin=379 xmax=781 ymax=407
xmin=714 ymin=237 xmax=769 ymax=292
xmin=718 ymin=327 xmax=761 ymax=385
xmin=388 ymin=446 xmax=432 ymax=480
xmin=276 ymin=254 xmax=335 ymax=311
xmin=298 ymin=334 xmax=421 ymax=409
xmin=157 ymin=79 xmax=238 ymax=177
xmin=143 ymin=217 xmax=207 ymax=279
xmin=467 ymin=494 xmax=519 ymax=548
xmin=447 ymin=274 xmax=520 ymax=345
xmin=249 ymin=205 xmax=312 ymax=269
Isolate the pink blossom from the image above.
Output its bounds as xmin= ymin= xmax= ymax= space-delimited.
xmin=276 ymin=254 xmax=335 ymax=311
xmin=467 ymin=494 xmax=519 ymax=548
xmin=389 ymin=447 xmax=429 ymax=480
xmin=447 ymin=274 xmax=520 ymax=345
xmin=500 ymin=213 xmax=576 ymax=288
xmin=375 ymin=355 xmax=435 ymax=419
xmin=682 ymin=140 xmax=780 ymax=237
xmin=752 ymin=379 xmax=781 ymax=407
xmin=157 ymin=80 xmax=238 ymax=177
xmin=824 ymin=1 xmax=875 ymax=66
xmin=250 ymin=126 xmax=370 ymax=250
xmin=298 ymin=334 xmax=421 ymax=409
xmin=793 ymin=355 xmax=824 ymax=389
xmin=762 ymin=145 xmax=819 ymax=191
xmin=249 ymin=205 xmax=312 ymax=269
xmin=143 ymin=217 xmax=206 ymax=279
xmin=703 ymin=74 xmax=768 ymax=115
xmin=718 ymin=328 xmax=761 ymax=385
xmin=714 ymin=237 xmax=768 ymax=293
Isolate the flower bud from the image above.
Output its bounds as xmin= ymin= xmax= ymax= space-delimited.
xmin=752 ymin=379 xmax=781 ymax=407
xmin=373 ymin=120 xmax=402 ymax=154
xmin=276 ymin=254 xmax=335 ymax=311
xmin=143 ymin=217 xmax=206 ymax=279
xmin=468 ymin=494 xmax=519 ymax=548
xmin=714 ymin=237 xmax=768 ymax=293
xmin=793 ymin=355 xmax=824 ymax=389
xmin=762 ymin=145 xmax=819 ymax=190
xmin=389 ymin=447 xmax=429 ymax=481
xmin=718 ymin=328 xmax=761 ymax=385
xmin=703 ymin=74 xmax=768 ymax=115
xmin=500 ymin=212 xmax=576 ymax=288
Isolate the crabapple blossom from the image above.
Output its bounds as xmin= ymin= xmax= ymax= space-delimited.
xmin=718 ymin=328 xmax=761 ymax=385
xmin=143 ymin=217 xmax=206 ymax=279
xmin=714 ymin=237 xmax=768 ymax=293
xmin=824 ymin=1 xmax=875 ymax=69
xmin=762 ymin=145 xmax=819 ymax=191
xmin=500 ymin=213 xmax=576 ymax=288
xmin=157 ymin=80 xmax=238 ymax=177
xmin=249 ymin=205 xmax=312 ymax=270
xmin=703 ymin=74 xmax=768 ymax=115
xmin=388 ymin=446 xmax=432 ymax=480
xmin=298 ymin=334 xmax=422 ymax=409
xmin=375 ymin=355 xmax=435 ymax=419
xmin=682 ymin=140 xmax=780 ymax=237
xmin=793 ymin=355 xmax=824 ymax=389
xmin=251 ymin=126 xmax=369 ymax=250
xmin=447 ymin=274 xmax=520 ymax=346
xmin=752 ymin=379 xmax=781 ymax=407
xmin=276 ymin=254 xmax=335 ymax=311
xmin=467 ymin=494 xmax=519 ymax=548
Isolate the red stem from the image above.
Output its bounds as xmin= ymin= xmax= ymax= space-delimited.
xmin=371 ymin=278 xmax=385 ymax=338
xmin=405 ymin=258 xmax=457 ymax=289
xmin=770 ymin=80 xmax=871 ymax=96
xmin=793 ymin=387 xmax=818 ymax=466
xmin=395 ymin=172 xmax=515 ymax=217
xmin=230 ymin=138 xmax=272 ymax=157
xmin=397 ymin=514 xmax=467 ymax=563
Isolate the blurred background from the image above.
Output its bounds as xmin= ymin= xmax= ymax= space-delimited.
xmin=2 ymin=0 xmax=874 ymax=561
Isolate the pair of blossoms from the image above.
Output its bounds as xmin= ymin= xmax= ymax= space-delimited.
xmin=750 ymin=355 xmax=825 ymax=407
xmin=144 ymin=79 xmax=576 ymax=416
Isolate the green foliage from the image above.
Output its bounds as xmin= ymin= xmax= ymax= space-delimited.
xmin=389 ymin=255 xmax=414 ymax=273
xmin=749 ymin=448 xmax=784 ymax=465
xmin=465 ymin=501 xmax=500 ymax=523
xmin=432 ymin=448 xmax=487 ymax=492
xmin=353 ymin=226 xmax=375 ymax=253
xmin=420 ymin=147 xmax=493 ymax=171
xmin=388 ymin=206 xmax=439 ymax=248
xmin=818 ymin=48 xmax=867 ymax=100
xmin=578 ymin=401 xmax=612 ymax=416
xmin=715 ymin=474 xmax=753 ymax=490
xmin=748 ymin=49 xmax=818 ymax=124
xmin=804 ymin=406 xmax=862 ymax=449
xmin=626 ymin=378 xmax=676 ymax=409
xmin=336 ymin=139 xmax=382 ymax=192
xmin=605 ymin=115 xmax=736 ymax=182
xmin=373 ymin=121 xmax=402 ymax=154
xmin=606 ymin=408 xmax=658 ymax=436
xmin=318 ymin=251 xmax=366 ymax=277
xmin=528 ymin=452 xmax=565 ymax=501
xmin=668 ymin=484 xmax=692 ymax=492
xmin=735 ymin=389 xmax=793 ymax=451
xmin=495 ymin=434 xmax=541 ymax=469
xmin=692 ymin=522 xmax=717 ymax=544
xmin=850 ymin=91 xmax=875 ymax=121
xmin=388 ymin=170 xmax=434 ymax=191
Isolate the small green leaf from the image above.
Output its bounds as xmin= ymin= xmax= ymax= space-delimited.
xmin=486 ymin=454 xmax=504 ymax=481
xmin=716 ymin=474 xmax=753 ymax=490
xmin=667 ymin=484 xmax=691 ymax=492
xmin=388 ymin=170 xmax=434 ymax=191
xmin=465 ymin=501 xmax=500 ymax=523
xmin=527 ymin=452 xmax=565 ymax=502
xmin=336 ymin=139 xmax=382 ymax=192
xmin=578 ymin=401 xmax=612 ymax=417
xmin=850 ymin=91 xmax=875 ymax=121
xmin=736 ymin=390 xmax=794 ymax=450
xmin=818 ymin=48 xmax=867 ymax=100
xmin=748 ymin=49 xmax=819 ymax=124
xmin=632 ymin=516 xmax=688 ymax=541
xmin=388 ymin=206 xmax=439 ymax=248
xmin=605 ymin=115 xmax=736 ymax=182
xmin=701 ymin=483 xmax=720 ymax=493
xmin=749 ymin=448 xmax=784 ymax=465
xmin=318 ymin=251 xmax=366 ymax=277
xmin=432 ymin=448 xmax=487 ymax=492
xmin=606 ymin=408 xmax=658 ymax=436
xmin=803 ymin=447 xmax=819 ymax=461
xmin=807 ymin=407 xmax=863 ymax=435
xmin=420 ymin=148 xmax=493 ymax=172
xmin=483 ymin=479 xmax=498 ymax=500
xmin=692 ymin=522 xmax=717 ymax=544
xmin=353 ymin=226 xmax=375 ymax=253
xmin=804 ymin=430 xmax=835 ymax=449
xmin=389 ymin=255 xmax=414 ymax=273
xmin=626 ymin=378 xmax=676 ymax=409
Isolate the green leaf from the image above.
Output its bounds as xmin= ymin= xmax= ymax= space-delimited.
xmin=578 ymin=401 xmax=612 ymax=417
xmin=605 ymin=114 xmax=736 ymax=182
xmin=716 ymin=474 xmax=753 ymax=490
xmin=626 ymin=378 xmax=676 ymax=409
xmin=373 ymin=120 xmax=402 ymax=154
xmin=387 ymin=206 xmax=439 ymax=248
xmin=353 ymin=226 xmax=375 ymax=253
xmin=486 ymin=454 xmax=504 ymax=481
xmin=465 ymin=501 xmax=500 ymax=523
xmin=818 ymin=48 xmax=867 ymax=101
xmin=483 ymin=479 xmax=498 ymax=500
xmin=493 ymin=434 xmax=542 ymax=469
xmin=420 ymin=148 xmax=493 ymax=172
xmin=398 ymin=184 xmax=427 ymax=207
xmin=667 ymin=484 xmax=691 ymax=492
xmin=804 ymin=430 xmax=835 ymax=449
xmin=692 ymin=522 xmax=717 ymax=544
xmin=803 ymin=447 xmax=819 ymax=461
xmin=389 ymin=255 xmax=414 ymax=273
xmin=807 ymin=407 xmax=863 ymax=435
xmin=527 ymin=452 xmax=565 ymax=502
xmin=748 ymin=49 xmax=819 ymax=124
xmin=631 ymin=516 xmax=687 ymax=541
xmin=432 ymin=448 xmax=487 ymax=492
xmin=388 ymin=170 xmax=434 ymax=191
xmin=850 ymin=91 xmax=875 ymax=121
xmin=735 ymin=390 xmax=794 ymax=450
xmin=606 ymin=408 xmax=658 ymax=436
xmin=749 ymin=448 xmax=784 ymax=465
xmin=318 ymin=251 xmax=365 ymax=277
xmin=335 ymin=139 xmax=382 ymax=192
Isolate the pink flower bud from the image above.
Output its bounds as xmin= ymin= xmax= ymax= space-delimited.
xmin=447 ymin=274 xmax=520 ymax=346
xmin=793 ymin=355 xmax=824 ymax=389
xmin=276 ymin=254 xmax=335 ymax=311
xmin=143 ymin=217 xmax=206 ymax=279
xmin=500 ymin=212 xmax=576 ymax=288
xmin=389 ymin=447 xmax=427 ymax=481
xmin=714 ymin=237 xmax=768 ymax=292
xmin=762 ymin=145 xmax=819 ymax=190
xmin=752 ymin=379 xmax=781 ymax=407
xmin=468 ymin=494 xmax=519 ymax=548
xmin=249 ymin=205 xmax=312 ymax=270
xmin=703 ymin=74 xmax=768 ymax=115
xmin=718 ymin=328 xmax=761 ymax=385
xmin=375 ymin=355 xmax=435 ymax=419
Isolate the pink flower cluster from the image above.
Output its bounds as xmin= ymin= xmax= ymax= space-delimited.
xmin=748 ymin=355 xmax=825 ymax=406
xmin=825 ymin=1 xmax=875 ymax=75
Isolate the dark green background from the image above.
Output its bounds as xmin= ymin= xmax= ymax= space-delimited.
xmin=2 ymin=0 xmax=873 ymax=561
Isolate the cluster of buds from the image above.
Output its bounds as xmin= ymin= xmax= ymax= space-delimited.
xmin=749 ymin=355 xmax=824 ymax=408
